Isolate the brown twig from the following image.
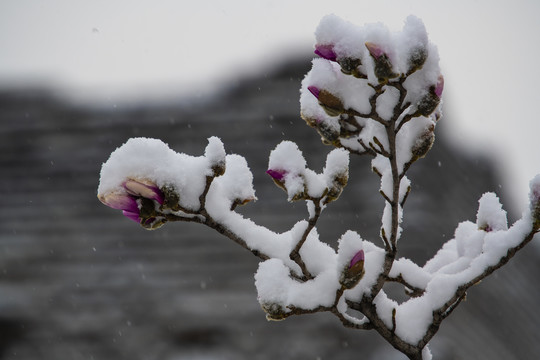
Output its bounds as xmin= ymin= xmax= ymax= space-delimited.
xmin=289 ymin=199 xmax=323 ymax=280
xmin=384 ymin=273 xmax=425 ymax=297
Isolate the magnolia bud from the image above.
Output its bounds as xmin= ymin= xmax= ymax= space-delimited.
xmin=98 ymin=192 xmax=138 ymax=212
xmin=261 ymin=302 xmax=288 ymax=321
xmin=266 ymin=168 xmax=287 ymax=189
xmin=407 ymin=46 xmax=427 ymax=73
xmin=230 ymin=196 xmax=256 ymax=211
xmin=98 ymin=178 xmax=167 ymax=226
xmin=416 ymin=94 xmax=439 ymax=116
xmin=308 ymin=86 xmax=345 ymax=117
xmin=416 ymin=92 xmax=439 ymax=117
xmin=326 ymin=171 xmax=349 ymax=203
xmin=317 ymin=121 xmax=340 ymax=145
xmin=123 ymin=179 xmax=164 ymax=205
xmin=416 ymin=76 xmax=444 ymax=116
xmin=266 ymin=169 xmax=306 ymax=201
xmin=340 ymin=249 xmax=365 ymax=289
xmin=411 ymin=126 xmax=435 ymax=161
xmin=365 ymin=42 xmax=398 ymax=83
xmin=338 ymin=57 xmax=365 ymax=78
xmin=314 ymin=44 xmax=337 ymax=62
xmin=319 ymin=90 xmax=345 ymax=117
xmin=211 ymin=162 xmax=226 ymax=177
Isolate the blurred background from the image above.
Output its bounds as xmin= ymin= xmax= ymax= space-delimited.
xmin=1 ymin=1 xmax=539 ymax=359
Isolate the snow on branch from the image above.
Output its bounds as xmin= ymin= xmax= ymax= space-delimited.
xmin=97 ymin=15 xmax=539 ymax=360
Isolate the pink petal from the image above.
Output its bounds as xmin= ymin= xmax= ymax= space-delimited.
xmin=314 ymin=44 xmax=337 ymax=62
xmin=122 ymin=210 xmax=141 ymax=223
xmin=99 ymin=193 xmax=138 ymax=212
xmin=307 ymin=86 xmax=320 ymax=99
xmin=266 ymin=169 xmax=286 ymax=181
xmin=123 ymin=179 xmax=164 ymax=204
xmin=349 ymin=249 xmax=365 ymax=268
xmin=365 ymin=42 xmax=384 ymax=59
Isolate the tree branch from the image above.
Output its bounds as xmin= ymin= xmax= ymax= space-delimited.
xmin=418 ymin=228 xmax=538 ymax=349
xmin=289 ymin=199 xmax=323 ymax=280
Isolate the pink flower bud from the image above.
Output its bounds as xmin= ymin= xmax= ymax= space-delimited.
xmin=349 ymin=249 xmax=365 ymax=269
xmin=308 ymin=87 xmax=345 ymax=117
xmin=314 ymin=44 xmax=337 ymax=62
xmin=340 ymin=249 xmax=365 ymax=289
xmin=123 ymin=179 xmax=164 ymax=205
xmin=365 ymin=42 xmax=384 ymax=59
xmin=98 ymin=192 xmax=142 ymax=223
xmin=266 ymin=169 xmax=286 ymax=181
xmin=365 ymin=42 xmax=398 ymax=83
xmin=308 ymin=86 xmax=320 ymax=99
xmin=98 ymin=179 xmax=170 ymax=228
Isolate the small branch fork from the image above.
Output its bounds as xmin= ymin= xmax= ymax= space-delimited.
xmin=355 ymin=75 xmax=413 ymax=297
xmin=160 ymin=174 xmax=374 ymax=328
xmin=162 ymin=173 xmax=271 ymax=261
xmin=289 ymin=198 xmax=322 ymax=280
xmin=384 ymin=273 xmax=425 ymax=297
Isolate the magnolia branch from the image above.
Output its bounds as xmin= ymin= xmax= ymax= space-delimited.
xmin=96 ymin=15 xmax=540 ymax=360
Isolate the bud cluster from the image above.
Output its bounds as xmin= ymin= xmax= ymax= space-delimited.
xmin=267 ymin=142 xmax=349 ymax=204
xmin=301 ymin=15 xmax=443 ymax=157
xmin=97 ymin=137 xmax=259 ymax=230
xmin=98 ymin=178 xmax=169 ymax=230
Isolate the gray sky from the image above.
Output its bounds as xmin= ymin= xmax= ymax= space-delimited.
xmin=1 ymin=0 xmax=539 ymax=210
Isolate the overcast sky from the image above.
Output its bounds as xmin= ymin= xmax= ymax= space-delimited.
xmin=1 ymin=0 xmax=539 ymax=210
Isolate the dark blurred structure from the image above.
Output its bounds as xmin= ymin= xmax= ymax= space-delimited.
xmin=0 ymin=56 xmax=539 ymax=360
